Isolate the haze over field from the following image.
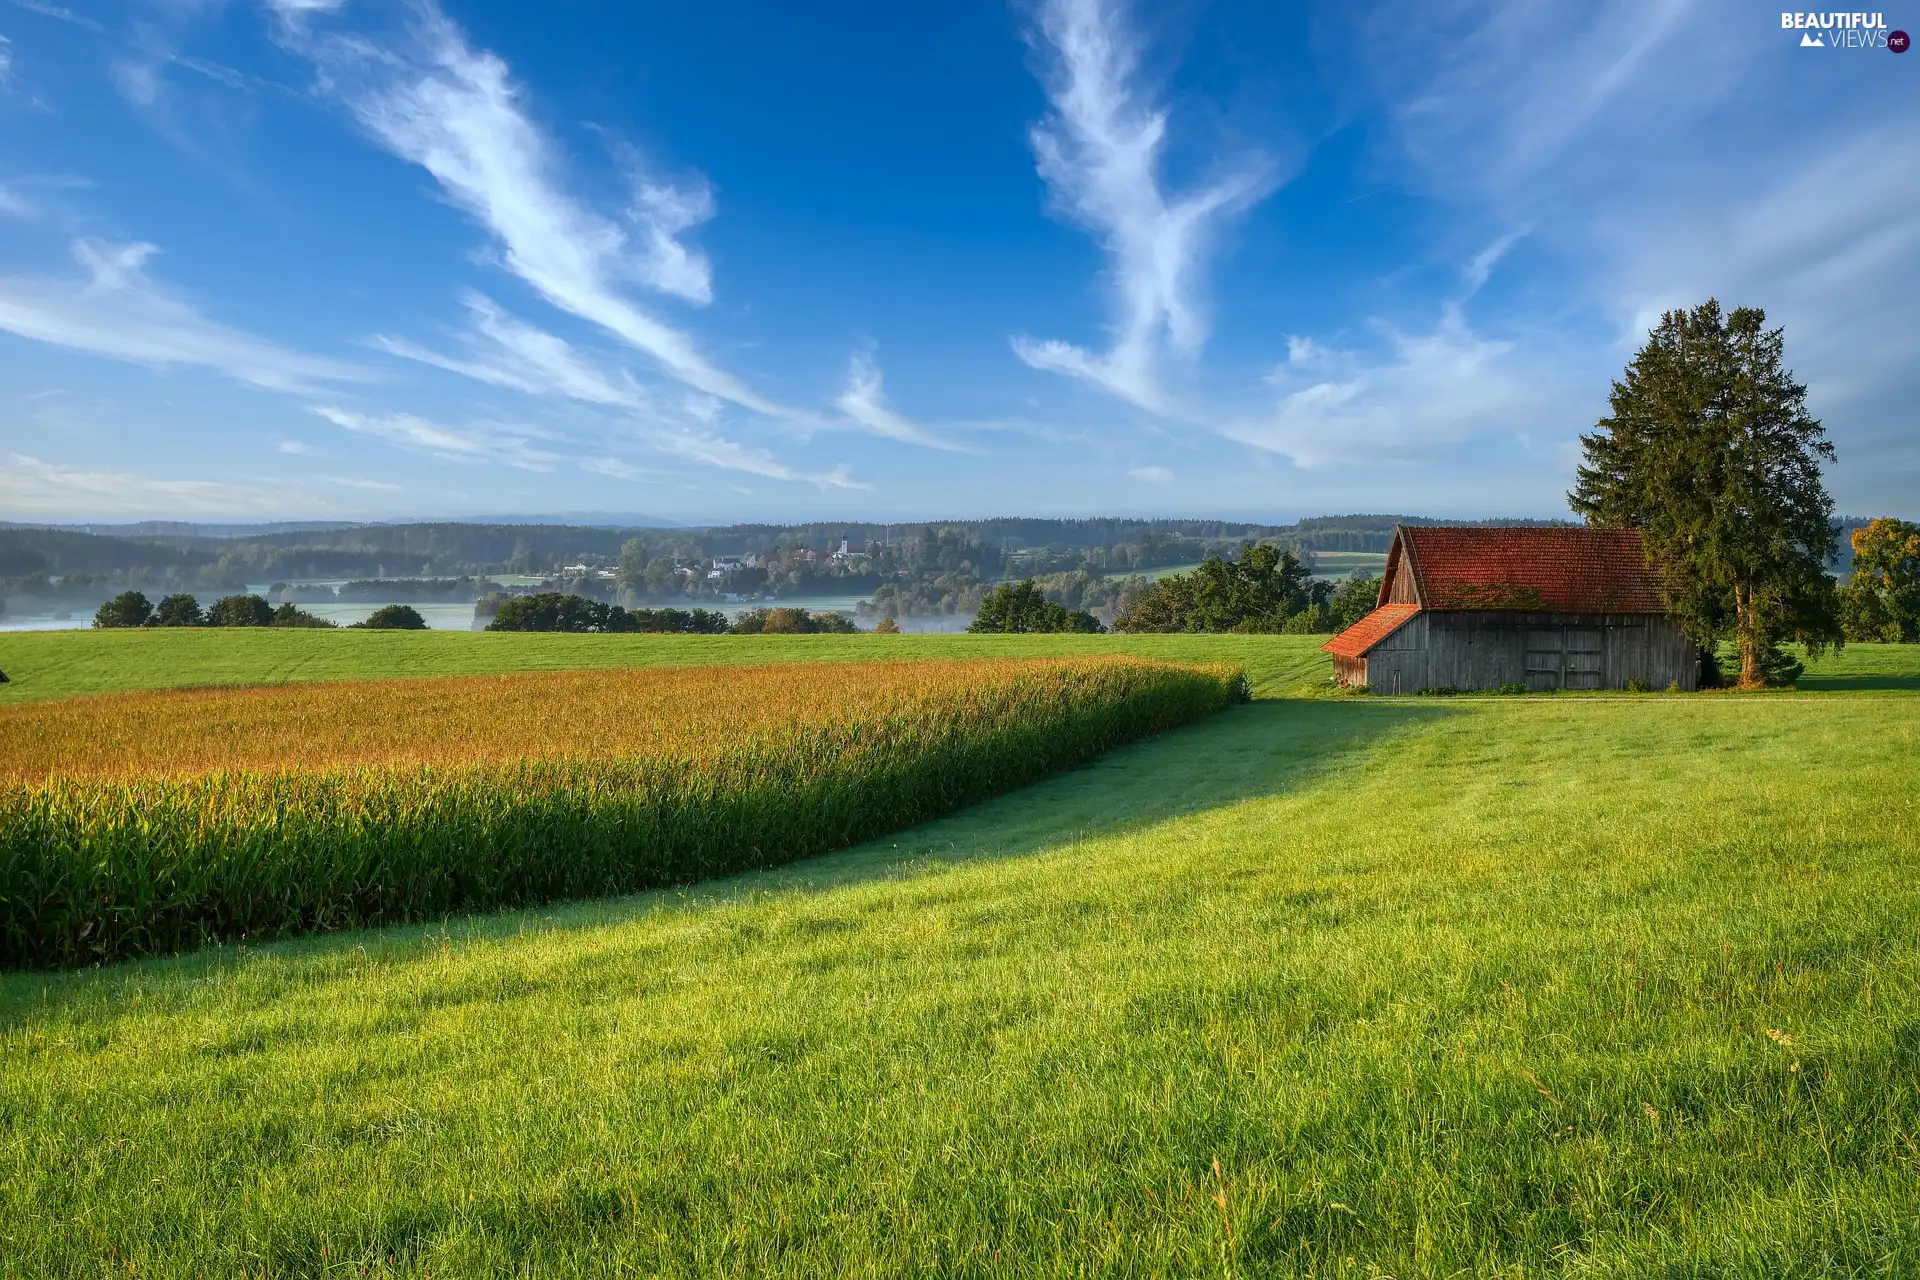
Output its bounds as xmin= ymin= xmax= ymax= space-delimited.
xmin=0 ymin=1 xmax=1913 ymax=523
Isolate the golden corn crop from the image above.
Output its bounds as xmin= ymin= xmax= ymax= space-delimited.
xmin=0 ymin=658 xmax=1246 ymax=967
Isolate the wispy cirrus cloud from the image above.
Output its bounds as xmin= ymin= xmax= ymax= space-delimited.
xmin=625 ymin=164 xmax=717 ymax=306
xmin=276 ymin=0 xmax=787 ymax=417
xmin=308 ymin=397 xmax=864 ymax=491
xmin=1 ymin=452 xmax=327 ymax=516
xmin=835 ymin=350 xmax=968 ymax=452
xmin=1014 ymin=0 xmax=1273 ymax=413
xmin=3 ymin=1 xmax=106 ymax=37
xmin=0 ymin=239 xmax=370 ymax=392
xmin=640 ymin=426 xmax=870 ymax=490
xmin=372 ymin=292 xmax=647 ymax=409
xmin=1236 ymin=306 xmax=1558 ymax=468
xmin=368 ymin=293 xmax=878 ymax=485
xmin=310 ymin=404 xmax=558 ymax=470
xmin=579 ymin=456 xmax=652 ymax=482
xmin=262 ymin=0 xmax=344 ymax=17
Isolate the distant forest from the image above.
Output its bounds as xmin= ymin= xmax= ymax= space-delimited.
xmin=0 ymin=513 xmax=1874 ymax=624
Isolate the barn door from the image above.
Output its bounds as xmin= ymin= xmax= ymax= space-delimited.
xmin=1525 ymin=626 xmax=1606 ymax=691
xmin=1523 ymin=628 xmax=1563 ymax=691
xmin=1563 ymin=628 xmax=1604 ymax=689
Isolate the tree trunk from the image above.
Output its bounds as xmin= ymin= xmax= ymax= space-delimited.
xmin=1738 ymin=583 xmax=1763 ymax=688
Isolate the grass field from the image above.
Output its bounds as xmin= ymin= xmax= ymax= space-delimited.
xmin=0 ymin=628 xmax=1337 ymax=705
xmin=1 ymin=626 xmax=1910 ymax=707
xmin=1305 ymin=550 xmax=1389 ymax=580
xmin=3 ymin=636 xmax=1919 ymax=1274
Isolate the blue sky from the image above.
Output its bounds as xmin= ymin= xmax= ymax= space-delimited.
xmin=0 ymin=0 xmax=1914 ymax=524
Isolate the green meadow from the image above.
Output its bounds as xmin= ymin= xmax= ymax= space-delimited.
xmin=3 ymin=633 xmax=1919 ymax=1274
xmin=0 ymin=627 xmax=1338 ymax=704
xmin=3 ymin=626 xmax=1911 ymax=707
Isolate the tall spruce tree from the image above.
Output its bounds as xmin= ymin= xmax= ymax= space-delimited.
xmin=1570 ymin=300 xmax=1840 ymax=687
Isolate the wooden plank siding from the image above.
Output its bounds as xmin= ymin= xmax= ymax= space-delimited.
xmin=1357 ymin=612 xmax=1696 ymax=694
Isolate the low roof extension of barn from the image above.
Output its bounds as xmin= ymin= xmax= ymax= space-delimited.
xmin=1324 ymin=525 xmax=1667 ymax=661
xmin=1323 ymin=603 xmax=1419 ymax=661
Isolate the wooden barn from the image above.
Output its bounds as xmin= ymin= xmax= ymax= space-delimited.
xmin=1324 ymin=526 xmax=1697 ymax=694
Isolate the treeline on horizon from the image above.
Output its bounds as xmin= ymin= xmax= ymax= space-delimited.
xmin=0 ymin=513 xmax=1534 ymax=579
xmin=0 ymin=514 xmax=1435 ymax=625
xmin=0 ymin=512 xmax=1889 ymax=626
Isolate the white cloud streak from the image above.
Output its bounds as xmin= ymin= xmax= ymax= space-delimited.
xmin=1015 ymin=0 xmax=1272 ymax=413
xmin=1235 ymin=306 xmax=1556 ymax=468
xmin=1 ymin=452 xmax=324 ymax=516
xmin=5 ymin=1 xmax=107 ymax=35
xmin=579 ymin=456 xmax=652 ymax=482
xmin=372 ymin=292 xmax=647 ymax=409
xmin=312 ymin=397 xmax=865 ymax=491
xmin=641 ymin=427 xmax=870 ymax=490
xmin=310 ymin=404 xmax=558 ymax=470
xmin=278 ymin=1 xmax=785 ymax=416
xmin=316 ymin=473 xmax=402 ymax=491
xmin=627 ymin=169 xmax=716 ymax=305
xmin=834 ymin=350 xmax=968 ymax=452
xmin=0 ymin=239 xmax=369 ymax=391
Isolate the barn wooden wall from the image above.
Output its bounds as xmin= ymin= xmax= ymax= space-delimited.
xmin=1358 ymin=612 xmax=1696 ymax=694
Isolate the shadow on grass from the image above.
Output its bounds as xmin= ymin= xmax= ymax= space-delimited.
xmin=1799 ymin=673 xmax=1920 ymax=692
xmin=0 ymin=698 xmax=1448 ymax=1001
xmin=734 ymin=697 xmax=1444 ymax=892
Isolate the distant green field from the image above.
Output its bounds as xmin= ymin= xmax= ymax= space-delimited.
xmin=0 ymin=627 xmax=1336 ymax=704
xmin=1133 ymin=561 xmax=1204 ymax=582
xmin=5 ymin=635 xmax=1920 ymax=1273
xmin=1306 ymin=549 xmax=1388 ymax=580
xmin=1 ymin=626 xmax=1909 ymax=706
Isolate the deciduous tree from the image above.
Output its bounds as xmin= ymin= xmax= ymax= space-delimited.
xmin=1114 ymin=544 xmax=1317 ymax=633
xmin=1840 ymin=518 xmax=1920 ymax=642
xmin=153 ymin=593 xmax=204 ymax=627
xmin=359 ymin=604 xmax=427 ymax=630
xmin=614 ymin=539 xmax=650 ymax=606
xmin=93 ymin=591 xmax=152 ymax=629
xmin=207 ymin=594 xmax=276 ymax=627
xmin=968 ymin=580 xmax=1103 ymax=633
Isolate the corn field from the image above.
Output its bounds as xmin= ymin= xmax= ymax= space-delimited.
xmin=0 ymin=658 xmax=1245 ymax=967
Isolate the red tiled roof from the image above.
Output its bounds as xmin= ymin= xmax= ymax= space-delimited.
xmin=1397 ymin=526 xmax=1667 ymax=613
xmin=1322 ymin=603 xmax=1420 ymax=659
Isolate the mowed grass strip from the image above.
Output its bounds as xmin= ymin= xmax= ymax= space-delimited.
xmin=2 ymin=691 xmax=1918 ymax=1275
xmin=0 ymin=657 xmax=1245 ymax=968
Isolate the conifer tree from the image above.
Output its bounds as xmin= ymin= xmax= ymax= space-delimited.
xmin=1571 ymin=300 xmax=1840 ymax=686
